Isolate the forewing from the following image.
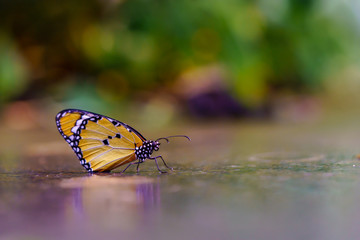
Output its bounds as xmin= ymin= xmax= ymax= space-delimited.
xmin=55 ymin=109 xmax=145 ymax=172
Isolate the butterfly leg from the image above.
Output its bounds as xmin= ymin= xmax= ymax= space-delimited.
xmin=121 ymin=161 xmax=142 ymax=173
xmin=149 ymin=155 xmax=173 ymax=173
xmin=136 ymin=161 xmax=141 ymax=173
xmin=154 ymin=157 xmax=167 ymax=173
xmin=157 ymin=155 xmax=173 ymax=171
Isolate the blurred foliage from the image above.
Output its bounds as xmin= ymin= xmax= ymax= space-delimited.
xmin=0 ymin=0 xmax=359 ymax=109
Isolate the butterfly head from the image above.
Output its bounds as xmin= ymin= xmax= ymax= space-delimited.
xmin=154 ymin=141 xmax=160 ymax=151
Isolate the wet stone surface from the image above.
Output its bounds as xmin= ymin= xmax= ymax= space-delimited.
xmin=1 ymin=120 xmax=360 ymax=240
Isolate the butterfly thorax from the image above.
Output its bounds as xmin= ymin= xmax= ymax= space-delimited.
xmin=135 ymin=140 xmax=160 ymax=162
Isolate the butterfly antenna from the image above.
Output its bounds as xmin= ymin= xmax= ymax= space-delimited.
xmin=156 ymin=135 xmax=191 ymax=143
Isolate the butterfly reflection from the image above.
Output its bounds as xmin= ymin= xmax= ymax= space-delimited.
xmin=61 ymin=175 xmax=160 ymax=231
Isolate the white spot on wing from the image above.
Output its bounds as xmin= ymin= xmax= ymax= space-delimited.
xmin=75 ymin=119 xmax=83 ymax=126
xmin=71 ymin=115 xmax=91 ymax=134
xmin=71 ymin=125 xmax=80 ymax=134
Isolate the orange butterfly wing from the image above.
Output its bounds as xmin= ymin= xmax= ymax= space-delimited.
xmin=56 ymin=109 xmax=145 ymax=172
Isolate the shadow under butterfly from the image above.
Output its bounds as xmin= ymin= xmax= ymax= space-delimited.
xmin=55 ymin=109 xmax=190 ymax=173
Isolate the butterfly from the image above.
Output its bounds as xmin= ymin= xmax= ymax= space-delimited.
xmin=55 ymin=109 xmax=190 ymax=173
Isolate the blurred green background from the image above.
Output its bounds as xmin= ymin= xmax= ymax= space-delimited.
xmin=0 ymin=0 xmax=360 ymax=126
